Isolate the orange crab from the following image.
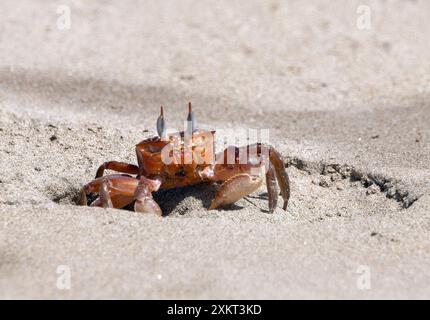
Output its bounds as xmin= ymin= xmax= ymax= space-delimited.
xmin=79 ymin=103 xmax=290 ymax=215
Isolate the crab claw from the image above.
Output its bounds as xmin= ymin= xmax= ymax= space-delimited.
xmin=157 ymin=106 xmax=166 ymax=138
xmin=134 ymin=197 xmax=162 ymax=216
xmin=209 ymin=173 xmax=263 ymax=210
xmin=186 ymin=102 xmax=196 ymax=133
xmin=134 ymin=176 xmax=163 ymax=216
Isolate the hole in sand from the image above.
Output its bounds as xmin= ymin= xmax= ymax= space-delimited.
xmin=55 ymin=156 xmax=419 ymax=221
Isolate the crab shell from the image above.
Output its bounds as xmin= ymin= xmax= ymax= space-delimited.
xmin=136 ymin=130 xmax=217 ymax=189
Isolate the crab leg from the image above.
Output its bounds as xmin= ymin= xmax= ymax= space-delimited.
xmin=266 ymin=162 xmax=278 ymax=213
xmin=95 ymin=161 xmax=139 ymax=178
xmin=245 ymin=143 xmax=290 ymax=210
xmin=99 ymin=179 xmax=113 ymax=208
xmin=267 ymin=146 xmax=290 ymax=210
xmin=79 ymin=174 xmax=138 ymax=209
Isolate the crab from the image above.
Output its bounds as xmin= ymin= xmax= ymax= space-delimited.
xmin=79 ymin=103 xmax=290 ymax=215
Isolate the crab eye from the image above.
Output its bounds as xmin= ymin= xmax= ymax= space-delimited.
xmin=186 ymin=102 xmax=196 ymax=133
xmin=157 ymin=106 xmax=166 ymax=138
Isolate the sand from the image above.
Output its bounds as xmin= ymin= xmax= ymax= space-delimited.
xmin=0 ymin=0 xmax=429 ymax=299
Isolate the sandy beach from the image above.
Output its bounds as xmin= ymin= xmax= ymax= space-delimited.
xmin=1 ymin=0 xmax=429 ymax=299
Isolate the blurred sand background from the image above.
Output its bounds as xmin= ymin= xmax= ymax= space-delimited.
xmin=0 ymin=0 xmax=429 ymax=299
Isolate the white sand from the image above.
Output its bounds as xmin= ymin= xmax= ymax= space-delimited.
xmin=1 ymin=0 xmax=429 ymax=299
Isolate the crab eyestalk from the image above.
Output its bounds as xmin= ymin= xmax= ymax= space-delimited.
xmin=156 ymin=106 xmax=166 ymax=138
xmin=186 ymin=102 xmax=196 ymax=134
